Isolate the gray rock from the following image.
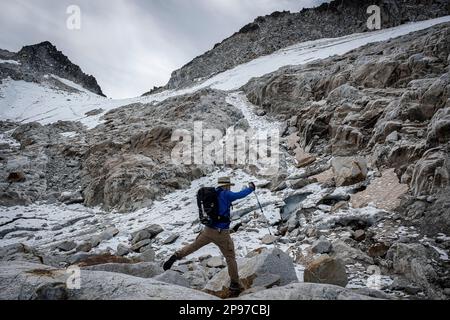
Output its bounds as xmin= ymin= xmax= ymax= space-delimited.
xmin=0 ymin=261 xmax=217 ymax=300
xmin=386 ymin=243 xmax=443 ymax=299
xmin=139 ymin=248 xmax=156 ymax=262
xmin=76 ymin=242 xmax=92 ymax=253
xmin=131 ymin=225 xmax=164 ymax=244
xmin=331 ymin=240 xmax=373 ymax=265
xmin=163 ymin=1 xmax=448 ymax=90
xmin=311 ymin=238 xmax=332 ymax=254
xmin=83 ymin=262 xmax=163 ymax=278
xmin=131 ymin=239 xmax=152 ymax=252
xmin=205 ymin=248 xmax=297 ymax=298
xmin=99 ymin=227 xmax=119 ymax=241
xmin=116 ymin=244 xmax=131 ymax=257
xmin=162 ymin=232 xmax=179 ymax=245
xmin=304 ymin=255 xmax=348 ymax=287
xmin=131 ymin=231 xmax=152 ymax=245
xmin=238 ymin=283 xmax=377 ymax=300
xmin=207 ymin=257 xmax=225 ymax=268
xmin=0 ymin=243 xmax=42 ymax=264
xmin=56 ymin=241 xmax=77 ymax=252
xmin=154 ymin=271 xmax=190 ymax=288
xmin=353 ymin=230 xmax=366 ymax=242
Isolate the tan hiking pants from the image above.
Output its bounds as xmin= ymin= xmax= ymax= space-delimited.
xmin=176 ymin=227 xmax=239 ymax=283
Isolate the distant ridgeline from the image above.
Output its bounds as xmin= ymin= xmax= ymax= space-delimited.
xmin=161 ymin=0 xmax=450 ymax=91
xmin=0 ymin=41 xmax=105 ymax=97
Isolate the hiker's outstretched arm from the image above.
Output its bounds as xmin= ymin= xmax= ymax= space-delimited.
xmin=224 ymin=188 xmax=254 ymax=202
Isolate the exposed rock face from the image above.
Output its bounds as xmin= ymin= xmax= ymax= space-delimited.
xmin=204 ymin=248 xmax=298 ymax=298
xmin=80 ymin=89 xmax=243 ymax=212
xmin=244 ymin=23 xmax=450 ymax=237
xmin=386 ymin=243 xmax=444 ymax=299
xmin=0 ymin=89 xmax=243 ymax=212
xmin=164 ymin=0 xmax=449 ymax=90
xmin=1 ymin=41 xmax=104 ymax=96
xmin=239 ymin=283 xmax=377 ymax=300
xmin=0 ymin=262 xmax=218 ymax=300
xmin=83 ymin=262 xmax=163 ymax=278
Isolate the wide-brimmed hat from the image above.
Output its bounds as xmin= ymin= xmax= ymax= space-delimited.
xmin=218 ymin=177 xmax=235 ymax=186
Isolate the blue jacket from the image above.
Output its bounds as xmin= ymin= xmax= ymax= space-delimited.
xmin=209 ymin=187 xmax=254 ymax=230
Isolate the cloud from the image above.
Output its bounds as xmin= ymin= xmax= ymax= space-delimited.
xmin=0 ymin=0 xmax=328 ymax=98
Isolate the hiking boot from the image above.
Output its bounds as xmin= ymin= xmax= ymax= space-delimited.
xmin=163 ymin=255 xmax=178 ymax=271
xmin=229 ymin=281 xmax=243 ymax=297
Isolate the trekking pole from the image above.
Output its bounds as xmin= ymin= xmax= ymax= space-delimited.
xmin=254 ymin=192 xmax=274 ymax=238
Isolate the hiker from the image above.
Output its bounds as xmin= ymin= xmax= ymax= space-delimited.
xmin=163 ymin=177 xmax=256 ymax=295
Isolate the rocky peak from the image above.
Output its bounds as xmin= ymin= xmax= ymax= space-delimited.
xmin=15 ymin=41 xmax=105 ymax=97
xmin=164 ymin=0 xmax=449 ymax=90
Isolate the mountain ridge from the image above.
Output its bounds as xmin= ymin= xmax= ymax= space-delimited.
xmin=160 ymin=0 xmax=449 ymax=92
xmin=0 ymin=41 xmax=105 ymax=97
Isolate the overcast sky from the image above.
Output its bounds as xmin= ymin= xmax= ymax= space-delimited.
xmin=0 ymin=0 xmax=328 ymax=98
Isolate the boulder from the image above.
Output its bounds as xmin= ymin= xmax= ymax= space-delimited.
xmin=311 ymin=237 xmax=332 ymax=254
xmin=332 ymin=157 xmax=368 ymax=187
xmin=131 ymin=239 xmax=152 ymax=252
xmin=0 ymin=261 xmax=217 ymax=300
xmin=238 ymin=283 xmax=376 ymax=300
xmin=154 ymin=271 xmax=190 ymax=288
xmin=386 ymin=243 xmax=443 ymax=299
xmin=83 ymin=262 xmax=163 ymax=278
xmin=205 ymin=248 xmax=298 ymax=298
xmin=207 ymin=257 xmax=225 ymax=268
xmin=304 ymin=255 xmax=348 ymax=288
xmin=116 ymin=244 xmax=131 ymax=257
xmin=331 ymin=240 xmax=374 ymax=265
xmin=131 ymin=225 xmax=164 ymax=244
xmin=162 ymin=232 xmax=180 ymax=245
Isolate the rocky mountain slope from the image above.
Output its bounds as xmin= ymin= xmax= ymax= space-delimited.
xmin=0 ymin=14 xmax=449 ymax=300
xmin=163 ymin=0 xmax=449 ymax=90
xmin=0 ymin=41 xmax=104 ymax=96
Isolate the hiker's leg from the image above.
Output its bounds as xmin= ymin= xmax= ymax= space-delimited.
xmin=215 ymin=231 xmax=239 ymax=284
xmin=176 ymin=228 xmax=212 ymax=259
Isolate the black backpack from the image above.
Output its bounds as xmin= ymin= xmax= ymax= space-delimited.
xmin=197 ymin=187 xmax=230 ymax=225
